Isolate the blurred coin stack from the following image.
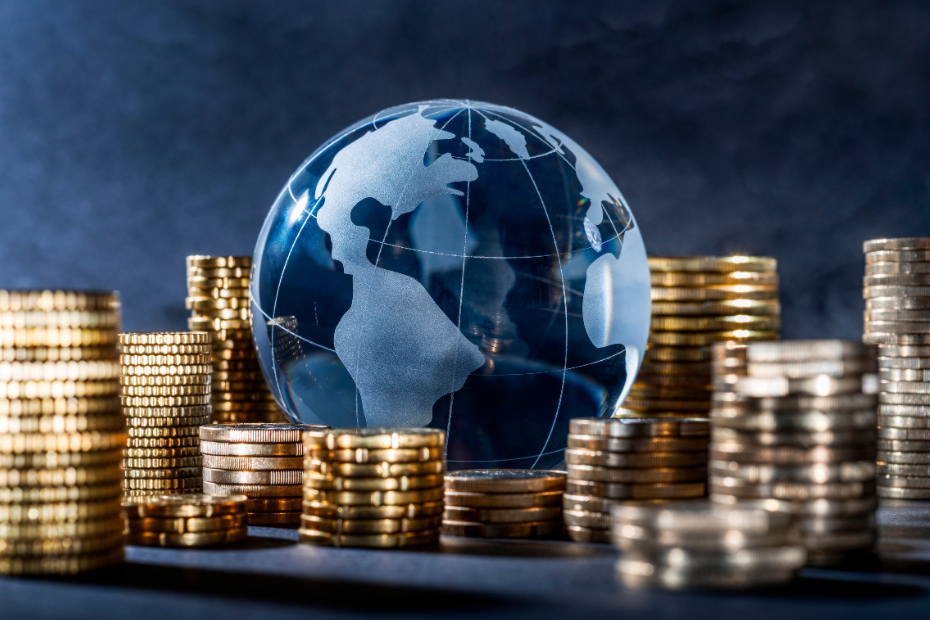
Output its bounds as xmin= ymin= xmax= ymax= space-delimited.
xmin=268 ymin=316 xmax=303 ymax=369
xmin=301 ymin=428 xmax=444 ymax=548
xmin=0 ymin=290 xmax=126 ymax=574
xmin=121 ymin=332 xmax=211 ymax=499
xmin=612 ymin=502 xmax=806 ymax=590
xmin=863 ymin=238 xmax=930 ymax=500
xmin=186 ymin=255 xmax=286 ymax=424
xmin=564 ymin=417 xmax=710 ymax=543
xmin=124 ymin=493 xmax=247 ymax=547
xmin=711 ymin=340 xmax=879 ymax=566
xmin=622 ymin=256 xmax=780 ymax=419
xmin=443 ymin=470 xmax=565 ymax=539
xmin=201 ymin=423 xmax=322 ymax=525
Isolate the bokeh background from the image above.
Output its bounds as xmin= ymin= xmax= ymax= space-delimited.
xmin=0 ymin=0 xmax=927 ymax=336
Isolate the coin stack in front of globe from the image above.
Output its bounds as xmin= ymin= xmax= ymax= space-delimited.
xmin=186 ymin=255 xmax=286 ymax=424
xmin=123 ymin=493 xmax=248 ymax=547
xmin=863 ymin=238 xmax=930 ymax=500
xmin=121 ymin=332 xmax=211 ymax=499
xmin=301 ymin=428 xmax=444 ymax=548
xmin=0 ymin=290 xmax=126 ymax=574
xmin=621 ymin=256 xmax=780 ymax=420
xmin=443 ymin=470 xmax=566 ymax=539
xmin=710 ymin=340 xmax=879 ymax=566
xmin=563 ymin=417 xmax=710 ymax=543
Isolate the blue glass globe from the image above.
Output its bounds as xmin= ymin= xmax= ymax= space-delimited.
xmin=252 ymin=100 xmax=650 ymax=469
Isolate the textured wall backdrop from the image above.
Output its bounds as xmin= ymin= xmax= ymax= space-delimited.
xmin=0 ymin=0 xmax=927 ymax=336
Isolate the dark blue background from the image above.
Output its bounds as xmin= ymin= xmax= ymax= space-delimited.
xmin=1 ymin=0 xmax=928 ymax=336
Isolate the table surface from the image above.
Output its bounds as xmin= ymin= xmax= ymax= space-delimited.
xmin=3 ymin=500 xmax=930 ymax=620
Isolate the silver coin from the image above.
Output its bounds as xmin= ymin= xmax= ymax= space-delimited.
xmin=798 ymin=514 xmax=874 ymax=534
xmin=878 ymin=474 xmax=930 ymax=488
xmin=877 ymin=450 xmax=930 ymax=464
xmin=878 ymin=427 xmax=930 ymax=440
xmin=569 ymin=417 xmax=709 ymax=438
xmin=613 ymin=524 xmax=792 ymax=552
xmin=613 ymin=500 xmax=792 ymax=533
xmin=710 ymin=408 xmax=876 ymax=432
xmin=564 ymin=449 xmax=707 ymax=469
xmin=710 ymin=494 xmax=877 ymax=517
xmin=562 ymin=494 xmax=617 ymax=514
xmin=616 ymin=560 xmax=797 ymax=590
xmin=865 ymin=274 xmax=930 ymax=287
xmin=744 ymin=341 xmax=872 ymax=363
xmin=565 ymin=524 xmax=611 ymax=543
xmin=877 ymin=485 xmax=930 ymax=499
xmin=881 ymin=380 xmax=930 ymax=394
xmin=877 ymin=462 xmax=930 ymax=476
xmin=878 ymin=357 xmax=930 ymax=369
xmin=563 ymin=509 xmax=610 ymax=529
xmin=878 ymin=438 xmax=930 ymax=451
xmin=877 ymin=344 xmax=930 ymax=357
xmin=879 ymin=368 xmax=930 ymax=381
xmin=709 ymin=460 xmax=876 ymax=483
xmin=621 ymin=546 xmax=806 ymax=571
xmin=566 ymin=464 xmax=707 ymax=484
xmin=725 ymin=375 xmax=870 ymax=398
xmin=711 ymin=392 xmax=876 ymax=411
xmin=745 ymin=359 xmax=876 ymax=378
xmin=865 ymin=262 xmax=930 ymax=275
xmin=880 ymin=392 xmax=930 ymax=405
xmin=709 ymin=443 xmax=874 ymax=464
xmin=879 ymin=404 xmax=930 ymax=416
xmin=878 ymin=415 xmax=930 ymax=429
xmin=800 ymin=528 xmax=876 ymax=551
xmin=711 ymin=426 xmax=876 ymax=448
xmin=709 ymin=477 xmax=876 ymax=500
xmin=863 ymin=238 xmax=930 ymax=252
xmin=864 ymin=332 xmax=930 ymax=345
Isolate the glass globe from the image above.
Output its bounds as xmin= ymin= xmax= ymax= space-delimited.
xmin=251 ymin=100 xmax=650 ymax=469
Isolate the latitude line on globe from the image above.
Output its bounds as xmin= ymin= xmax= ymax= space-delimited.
xmin=252 ymin=295 xmax=335 ymax=353
xmin=474 ymin=350 xmax=624 ymax=378
xmin=446 ymin=448 xmax=564 ymax=464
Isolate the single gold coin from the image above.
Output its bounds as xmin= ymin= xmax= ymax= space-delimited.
xmin=202 ymin=468 xmax=301 ymax=485
xmin=564 ymin=449 xmax=707 ymax=469
xmin=566 ymin=434 xmax=709 ymax=453
xmin=0 ymin=483 xmax=121 ymax=503
xmin=119 ymin=343 xmax=211 ymax=356
xmin=126 ymin=435 xmax=199 ymax=449
xmin=199 ymin=440 xmax=302 ymax=457
xmin=186 ymin=287 xmax=250 ymax=300
xmin=124 ymin=415 xmax=210 ymax=428
xmin=188 ymin=317 xmax=251 ymax=331
xmin=302 ymin=428 xmax=445 ymax=450
xmin=0 ymin=517 xmax=123 ymax=540
xmin=444 ymin=470 xmax=566 ymax=493
xmin=120 ymin=385 xmax=211 ymax=397
xmin=297 ymin=528 xmax=439 ymax=548
xmin=304 ymin=473 xmax=443 ymax=492
xmin=210 ymin=401 xmax=281 ymax=413
xmin=119 ymin=374 xmax=210 ymax=387
xmin=0 ymin=499 xmax=122 ymax=523
xmin=201 ymin=455 xmax=303 ymax=470
xmin=0 ymin=414 xmax=125 ymax=434
xmin=246 ymin=497 xmax=303 ymax=512
xmin=210 ymin=360 xmax=263 ymax=373
xmin=187 ymin=266 xmax=251 ymax=278
xmin=0 ymin=327 xmax=118 ymax=348
xmin=126 ymin=527 xmax=246 ymax=547
xmin=305 ymin=459 xmax=443 ymax=478
xmin=187 ymin=255 xmax=252 ymax=269
xmin=0 ymin=466 xmax=122 ymax=487
xmin=123 ymin=456 xmax=202 ymax=469
xmin=634 ymin=373 xmax=711 ymax=389
xmin=443 ymin=490 xmax=564 ymax=509
xmin=123 ymin=446 xmax=201 ymax=459
xmin=647 ymin=256 xmax=777 ymax=273
xmin=186 ymin=296 xmax=249 ymax=311
xmin=443 ymin=506 xmax=562 ymax=524
xmin=0 ymin=310 xmax=119 ymax=329
xmin=0 ymin=380 xmax=120 ymax=399
xmin=121 ymin=394 xmax=211 ymax=407
xmin=651 ymin=299 xmax=781 ymax=317
xmin=122 ymin=405 xmax=212 ymax=419
xmin=307 ymin=447 xmax=444 ymax=464
xmin=0 ymin=290 xmax=119 ymax=312
xmin=200 ymin=422 xmax=320 ymax=443
xmin=644 ymin=346 xmax=713 ymax=362
xmin=0 ymin=430 xmax=127 ymax=454
xmin=302 ymin=500 xmax=444 ymax=520
xmin=119 ymin=332 xmax=211 ymax=346
xmin=210 ymin=349 xmax=260 ymax=362
xmin=123 ymin=493 xmax=247 ymax=518
xmin=210 ymin=381 xmax=266 ymax=392
xmin=202 ymin=480 xmax=301 ymax=497
xmin=123 ymin=477 xmax=202 ymax=490
xmin=126 ymin=513 xmax=246 ymax=533
xmin=441 ymin=520 xmax=563 ymax=539
xmin=191 ymin=308 xmax=252 ymax=321
xmin=211 ymin=391 xmax=276 ymax=403
xmin=649 ymin=330 xmax=779 ymax=347
xmin=301 ymin=513 xmax=441 ymax=534
xmin=246 ymin=511 xmax=301 ymax=525
xmin=120 ymin=353 xmax=212 ymax=366
xmin=126 ymin=425 xmax=202 ymax=438
xmin=0 ymin=532 xmax=124 ymax=557
xmin=0 ymin=449 xmax=122 ymax=469
xmin=651 ymin=315 xmax=780 ymax=332
xmin=209 ymin=328 xmax=254 ymax=341
xmin=622 ymin=398 xmax=712 ymax=413
xmin=211 ymin=370 xmax=267 ymax=382
xmin=187 ymin=276 xmax=250 ymax=289
xmin=123 ymin=466 xmax=202 ymax=480
xmin=0 ymin=346 xmax=117 ymax=363
xmin=651 ymin=286 xmax=779 ymax=302
xmin=121 ymin=363 xmax=212 ymax=376
xmin=562 ymin=509 xmax=610 ymax=529
xmin=0 ymin=548 xmax=124 ymax=575
xmin=570 ymin=417 xmax=710 ymax=437
xmin=651 ymin=272 xmax=778 ymax=287
xmin=0 ymin=360 xmax=122 ymax=382
xmin=209 ymin=412 xmax=285 ymax=424
xmin=302 ymin=486 xmax=444 ymax=506
xmin=566 ymin=479 xmax=707 ymax=500
xmin=566 ymin=464 xmax=707 ymax=484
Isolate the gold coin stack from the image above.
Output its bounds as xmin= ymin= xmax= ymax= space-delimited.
xmin=621 ymin=256 xmax=780 ymax=419
xmin=186 ymin=255 xmax=286 ymax=424
xmin=564 ymin=417 xmax=709 ymax=543
xmin=124 ymin=493 xmax=248 ymax=547
xmin=300 ymin=428 xmax=445 ymax=548
xmin=711 ymin=340 xmax=879 ymax=566
xmin=121 ymin=332 xmax=211 ymax=499
xmin=201 ymin=423 xmax=325 ymax=525
xmin=442 ymin=470 xmax=566 ymax=539
xmin=863 ymin=238 xmax=930 ymax=500
xmin=0 ymin=290 xmax=126 ymax=575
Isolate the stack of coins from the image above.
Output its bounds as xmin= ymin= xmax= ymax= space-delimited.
xmin=863 ymin=238 xmax=930 ymax=500
xmin=0 ymin=290 xmax=125 ymax=574
xmin=612 ymin=501 xmax=806 ymax=589
xmin=710 ymin=340 xmax=879 ymax=566
xmin=301 ymin=428 xmax=444 ymax=548
xmin=442 ymin=470 xmax=566 ymax=539
xmin=121 ymin=332 xmax=210 ymax=499
xmin=564 ymin=417 xmax=709 ymax=543
xmin=621 ymin=256 xmax=780 ymax=419
xmin=124 ymin=493 xmax=248 ymax=547
xmin=186 ymin=255 xmax=287 ymax=424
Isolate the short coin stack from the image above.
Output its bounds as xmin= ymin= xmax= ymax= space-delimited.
xmin=863 ymin=238 xmax=930 ymax=500
xmin=710 ymin=340 xmax=879 ymax=566
xmin=186 ymin=255 xmax=286 ymax=424
xmin=0 ymin=289 xmax=126 ymax=574
xmin=443 ymin=470 xmax=566 ymax=539
xmin=622 ymin=256 xmax=780 ymax=419
xmin=121 ymin=332 xmax=210 ymax=499
xmin=301 ymin=428 xmax=444 ymax=548
xmin=201 ymin=423 xmax=323 ymax=525
xmin=564 ymin=417 xmax=710 ymax=543
xmin=612 ymin=501 xmax=806 ymax=589
xmin=124 ymin=493 xmax=248 ymax=547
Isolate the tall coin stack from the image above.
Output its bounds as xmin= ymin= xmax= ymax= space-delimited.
xmin=710 ymin=340 xmax=879 ymax=566
xmin=442 ymin=470 xmax=566 ymax=539
xmin=124 ymin=493 xmax=248 ymax=547
xmin=0 ymin=290 xmax=125 ymax=574
xmin=622 ymin=256 xmax=780 ymax=420
xmin=301 ymin=428 xmax=444 ymax=548
xmin=121 ymin=332 xmax=211 ymax=499
xmin=863 ymin=238 xmax=930 ymax=500
xmin=564 ymin=417 xmax=710 ymax=543
xmin=185 ymin=255 xmax=286 ymax=424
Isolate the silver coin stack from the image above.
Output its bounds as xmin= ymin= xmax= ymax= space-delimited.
xmin=710 ymin=340 xmax=879 ymax=566
xmin=863 ymin=237 xmax=930 ymax=500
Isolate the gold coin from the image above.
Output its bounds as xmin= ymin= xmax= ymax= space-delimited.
xmin=186 ymin=297 xmax=249 ymax=311
xmin=0 ymin=431 xmax=127 ymax=454
xmin=124 ymin=416 xmax=209 ymax=429
xmin=566 ymin=479 xmax=706 ymax=500
xmin=0 ymin=449 xmax=122 ymax=469
xmin=651 ymin=272 xmax=778 ymax=287
xmin=202 ymin=468 xmax=300 ymax=485
xmin=622 ymin=397 xmax=711 ymax=413
xmin=210 ymin=349 xmax=259 ymax=361
xmin=126 ymin=527 xmax=246 ymax=547
xmin=211 ymin=370 xmax=266 ymax=382
xmin=119 ymin=374 xmax=210 ymax=387
xmin=123 ymin=446 xmax=201 ymax=458
xmin=0 ymin=414 xmax=125 ymax=434
xmin=651 ymin=300 xmax=781 ymax=317
xmin=209 ymin=337 xmax=262 ymax=350
xmin=123 ymin=456 xmax=202 ymax=469
xmin=441 ymin=520 xmax=562 ymax=538
xmin=123 ymin=466 xmax=202 ymax=480
xmin=303 ymin=428 xmax=444 ymax=450
xmin=123 ymin=477 xmax=202 ymax=490
xmin=126 ymin=513 xmax=246 ymax=533
xmin=444 ymin=470 xmax=566 ymax=493
xmin=210 ymin=328 xmax=253 ymax=340
xmin=562 ymin=494 xmax=615 ymax=514
xmin=201 ymin=455 xmax=303 ymax=470
xmin=246 ymin=511 xmax=301 ymax=525
xmin=566 ymin=464 xmax=707 ymax=483
xmin=188 ymin=317 xmax=251 ymax=331
xmin=301 ymin=513 xmax=441 ymax=534
xmin=122 ymin=405 xmax=211 ymax=418
xmin=615 ymin=409 xmax=708 ymax=419
xmin=303 ymin=487 xmax=444 ymax=506
xmin=864 ymin=238 xmax=930 ymax=252
xmin=638 ymin=360 xmax=713 ymax=375
xmin=0 ymin=483 xmax=121 ymax=503
xmin=187 ymin=276 xmax=250 ymax=289
xmin=200 ymin=422 xmax=319 ymax=443
xmin=121 ymin=385 xmax=211 ymax=397
xmin=119 ymin=343 xmax=211 ymax=356
xmin=0 ymin=290 xmax=119 ymax=312
xmin=123 ymin=493 xmax=247 ymax=518
xmin=0 ymin=499 xmax=122 ymax=523
xmin=566 ymin=434 xmax=709 ymax=453
xmin=643 ymin=347 xmax=713 ymax=362
xmin=209 ymin=413 xmax=283 ymax=425
xmin=0 ymin=346 xmax=117 ymax=363
xmin=302 ymin=500 xmax=444 ymax=520
xmin=564 ymin=449 xmax=707 ymax=469
xmin=651 ymin=315 xmax=780 ymax=332
xmin=651 ymin=287 xmax=779 ymax=302
xmin=0 ymin=360 xmax=121 ymax=382
xmin=186 ymin=287 xmax=250 ymax=300
xmin=126 ymin=435 xmax=199 ymax=448
xmin=191 ymin=308 xmax=252 ymax=321
xmin=119 ymin=332 xmax=210 ymax=345
xmin=0 ymin=532 xmax=124 ymax=557
xmin=211 ymin=401 xmax=280 ymax=413
xmin=876 ymin=475 xmax=930 ymax=489
xmin=443 ymin=490 xmax=563 ymax=509
xmin=121 ymin=363 xmax=212 ymax=376
xmin=297 ymin=528 xmax=438 ymax=548
xmin=0 ymin=517 xmax=123 ymax=540
xmin=633 ymin=374 xmax=710 ymax=389
xmin=187 ymin=255 xmax=252 ymax=269
xmin=570 ymin=418 xmax=709 ymax=438
xmin=304 ymin=473 xmax=443 ymax=492
xmin=122 ymin=489 xmax=190 ymax=498
xmin=562 ymin=509 xmax=609 ymax=529
xmin=307 ymin=447 xmax=443 ymax=464
xmin=202 ymin=481 xmax=300 ymax=497
xmin=127 ymin=426 xmax=201 ymax=438
xmin=443 ymin=506 xmax=562 ymax=524
xmin=121 ymin=395 xmax=211 ymax=408
xmin=877 ymin=486 xmax=930 ymax=499
xmin=187 ymin=266 xmax=251 ymax=278
xmin=211 ymin=391 xmax=275 ymax=403
xmin=0 ymin=548 xmax=124 ymax=575
xmin=120 ymin=353 xmax=212 ymax=366
xmin=565 ymin=524 xmax=611 ymax=543
xmin=199 ymin=440 xmax=302 ymax=457
xmin=0 ymin=310 xmax=118 ymax=330
xmin=246 ymin=497 xmax=303 ymax=512
xmin=647 ymin=256 xmax=777 ymax=273
xmin=211 ymin=360 xmax=263 ymax=373
xmin=306 ymin=459 xmax=443 ymax=478
xmin=210 ymin=381 xmax=269 ymax=393
xmin=650 ymin=331 xmax=779 ymax=346
xmin=0 ymin=380 xmax=120 ymax=399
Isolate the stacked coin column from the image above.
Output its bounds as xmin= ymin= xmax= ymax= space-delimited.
xmin=0 ymin=290 xmax=125 ymax=575
xmin=564 ymin=417 xmax=710 ymax=543
xmin=120 ymin=333 xmax=211 ymax=499
xmin=710 ymin=340 xmax=879 ymax=566
xmin=863 ymin=237 xmax=930 ymax=500
xmin=622 ymin=256 xmax=780 ymax=420
xmin=185 ymin=255 xmax=286 ymax=424
xmin=124 ymin=493 xmax=248 ymax=548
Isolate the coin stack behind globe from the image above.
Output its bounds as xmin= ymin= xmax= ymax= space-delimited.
xmin=442 ymin=470 xmax=566 ymax=539
xmin=121 ymin=332 xmax=211 ymax=499
xmin=710 ymin=340 xmax=879 ymax=566
xmin=863 ymin=238 xmax=930 ymax=500
xmin=268 ymin=316 xmax=303 ymax=369
xmin=621 ymin=256 xmax=780 ymax=420
xmin=186 ymin=255 xmax=286 ymax=424
xmin=124 ymin=493 xmax=248 ymax=547
xmin=563 ymin=417 xmax=710 ymax=543
xmin=0 ymin=290 xmax=126 ymax=575
xmin=612 ymin=501 xmax=806 ymax=589
xmin=300 ymin=428 xmax=444 ymax=548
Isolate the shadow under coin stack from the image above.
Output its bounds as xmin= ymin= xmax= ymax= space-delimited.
xmin=710 ymin=340 xmax=879 ymax=566
xmin=301 ymin=429 xmax=444 ymax=548
xmin=621 ymin=256 xmax=780 ymax=420
xmin=863 ymin=238 xmax=930 ymax=500
xmin=186 ymin=255 xmax=286 ymax=424
xmin=564 ymin=418 xmax=710 ymax=543
xmin=124 ymin=493 xmax=248 ymax=547
xmin=0 ymin=290 xmax=125 ymax=574
xmin=120 ymin=332 xmax=211 ymax=499
xmin=442 ymin=470 xmax=566 ymax=540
